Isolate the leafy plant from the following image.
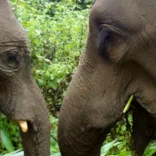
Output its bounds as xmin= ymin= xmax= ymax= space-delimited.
xmin=11 ymin=0 xmax=89 ymax=115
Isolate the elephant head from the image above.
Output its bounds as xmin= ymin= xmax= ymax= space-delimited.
xmin=58 ymin=0 xmax=156 ymax=155
xmin=0 ymin=1 xmax=50 ymax=155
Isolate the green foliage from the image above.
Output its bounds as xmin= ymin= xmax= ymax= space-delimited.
xmin=0 ymin=113 xmax=22 ymax=154
xmin=143 ymin=142 xmax=156 ymax=156
xmin=0 ymin=129 xmax=14 ymax=152
xmin=11 ymin=0 xmax=89 ymax=114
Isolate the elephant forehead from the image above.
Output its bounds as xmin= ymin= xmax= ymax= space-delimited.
xmin=0 ymin=1 xmax=28 ymax=48
xmin=0 ymin=17 xmax=28 ymax=44
xmin=91 ymin=0 xmax=156 ymax=33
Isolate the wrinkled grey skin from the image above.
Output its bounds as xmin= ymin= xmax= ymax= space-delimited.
xmin=58 ymin=0 xmax=156 ymax=155
xmin=0 ymin=1 xmax=50 ymax=155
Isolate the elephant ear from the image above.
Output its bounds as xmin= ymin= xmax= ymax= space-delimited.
xmin=97 ymin=27 xmax=128 ymax=64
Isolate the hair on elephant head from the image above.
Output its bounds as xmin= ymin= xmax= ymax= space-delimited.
xmin=58 ymin=0 xmax=156 ymax=155
xmin=0 ymin=1 xmax=50 ymax=155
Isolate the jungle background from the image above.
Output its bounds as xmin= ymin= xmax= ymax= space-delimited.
xmin=0 ymin=0 xmax=156 ymax=155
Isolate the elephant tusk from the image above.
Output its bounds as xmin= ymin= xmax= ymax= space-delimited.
xmin=123 ymin=95 xmax=134 ymax=113
xmin=18 ymin=121 xmax=28 ymax=133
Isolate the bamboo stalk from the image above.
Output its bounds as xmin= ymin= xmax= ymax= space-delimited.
xmin=123 ymin=95 xmax=134 ymax=113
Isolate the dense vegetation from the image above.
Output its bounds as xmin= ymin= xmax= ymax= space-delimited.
xmin=0 ymin=0 xmax=156 ymax=155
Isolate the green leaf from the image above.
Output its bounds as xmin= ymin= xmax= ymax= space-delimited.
xmin=49 ymin=81 xmax=57 ymax=90
xmin=143 ymin=142 xmax=156 ymax=156
xmin=2 ymin=149 xmax=23 ymax=156
xmin=101 ymin=140 xmax=120 ymax=155
xmin=1 ymin=149 xmax=62 ymax=156
xmin=37 ymin=79 xmax=45 ymax=87
xmin=0 ymin=128 xmax=14 ymax=152
xmin=10 ymin=0 xmax=17 ymax=2
xmin=52 ymin=153 xmax=61 ymax=156
xmin=117 ymin=150 xmax=132 ymax=156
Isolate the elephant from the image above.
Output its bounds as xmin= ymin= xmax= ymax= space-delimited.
xmin=58 ymin=0 xmax=156 ymax=155
xmin=0 ymin=1 xmax=50 ymax=155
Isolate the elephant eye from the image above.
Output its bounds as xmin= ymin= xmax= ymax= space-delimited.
xmin=7 ymin=50 xmax=22 ymax=68
xmin=97 ymin=28 xmax=117 ymax=59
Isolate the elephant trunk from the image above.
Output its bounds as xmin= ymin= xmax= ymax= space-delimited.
xmin=20 ymin=105 xmax=50 ymax=156
xmin=0 ymin=79 xmax=51 ymax=156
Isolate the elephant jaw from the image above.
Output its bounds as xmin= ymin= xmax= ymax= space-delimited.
xmin=18 ymin=121 xmax=28 ymax=133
